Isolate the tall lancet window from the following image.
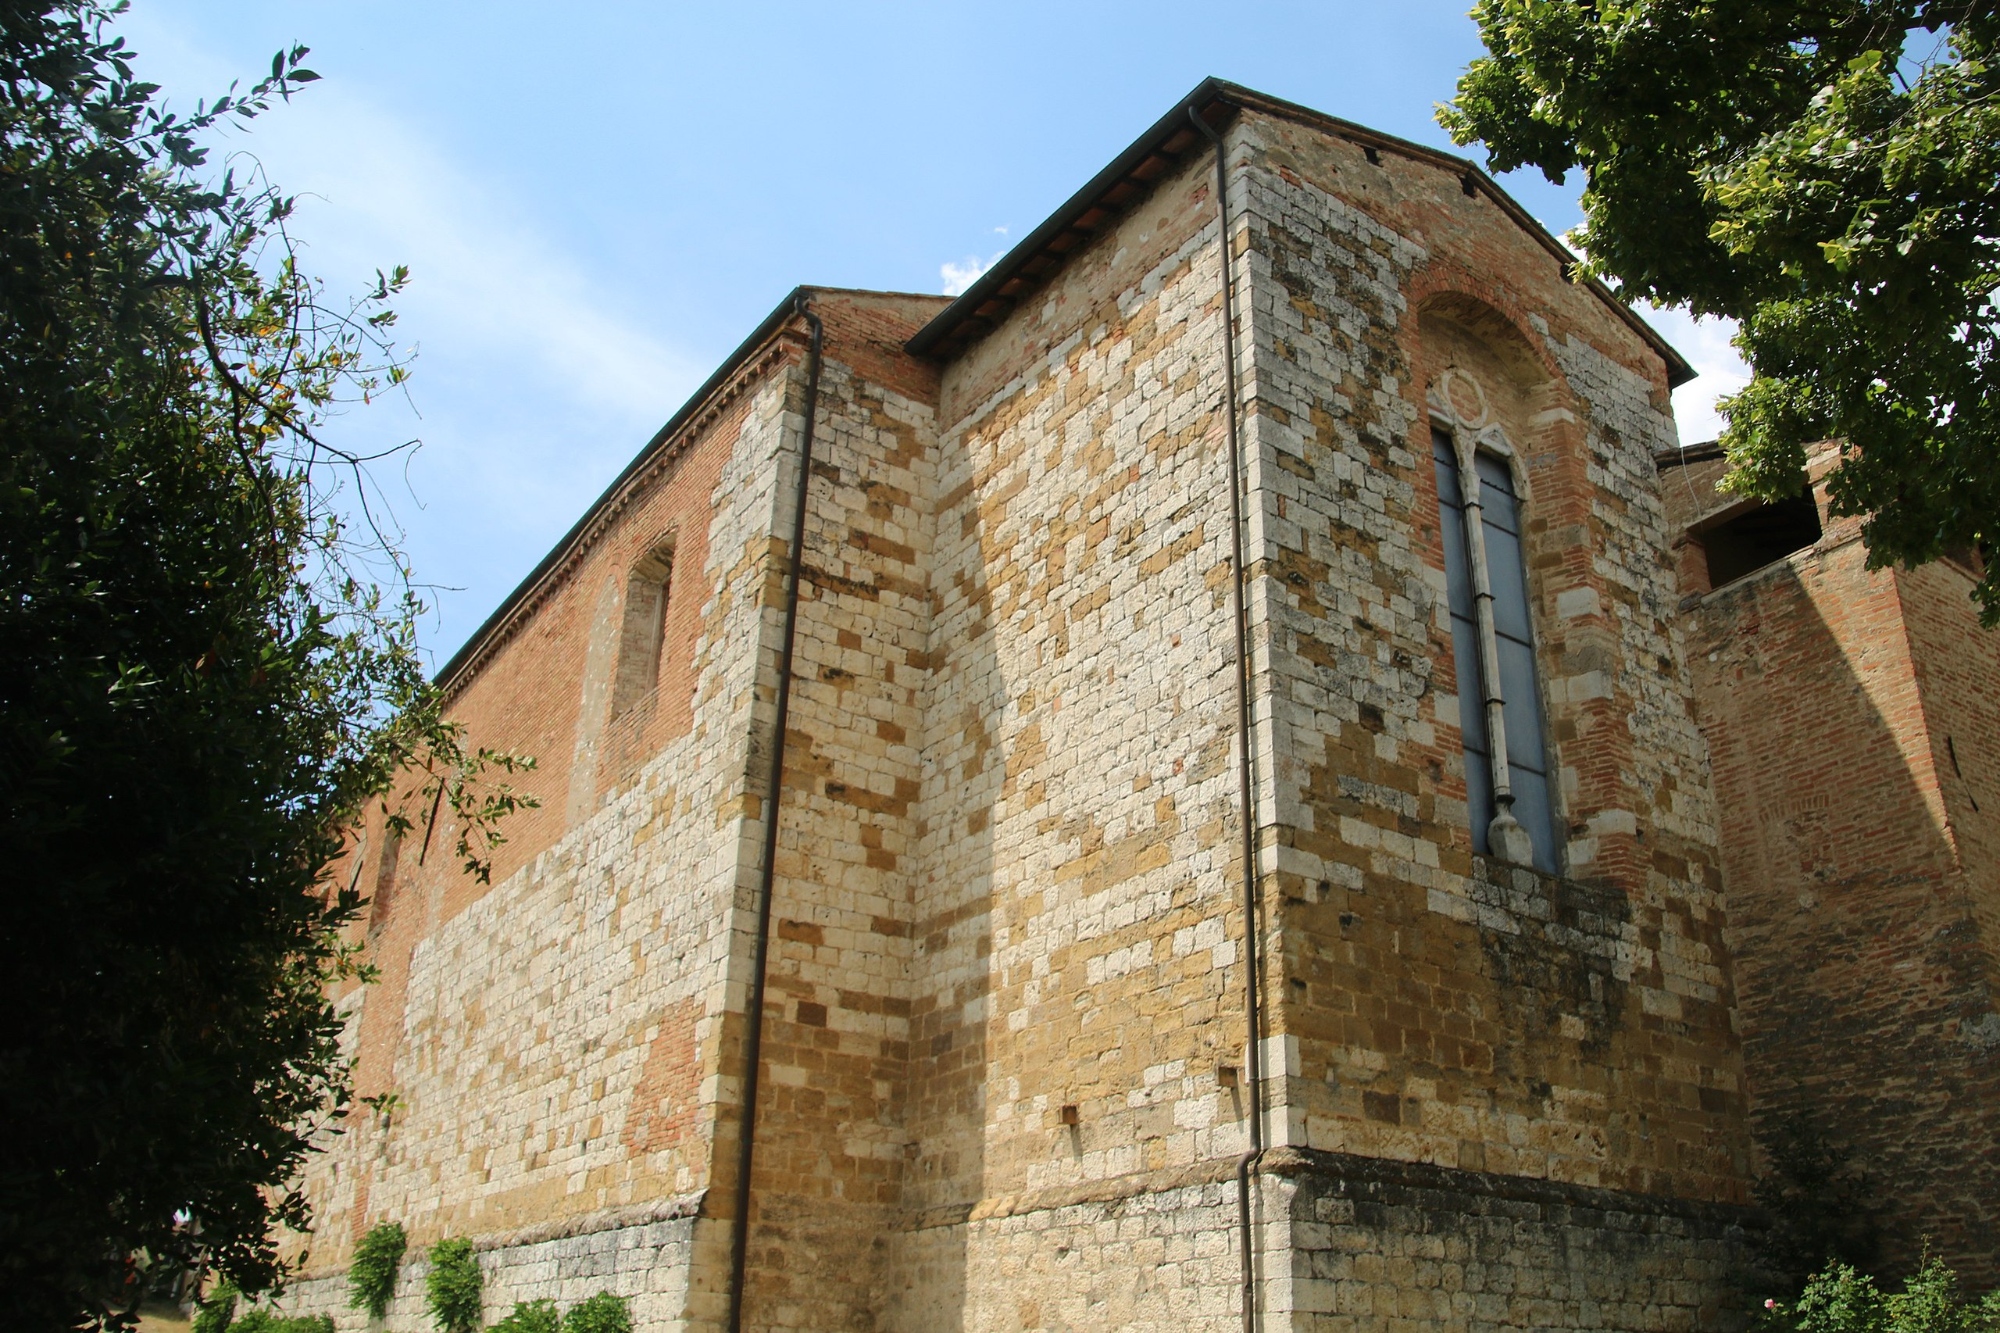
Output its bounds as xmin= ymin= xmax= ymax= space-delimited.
xmin=1434 ymin=426 xmax=1558 ymax=873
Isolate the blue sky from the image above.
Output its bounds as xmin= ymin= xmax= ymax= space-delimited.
xmin=120 ymin=1 xmax=1748 ymax=663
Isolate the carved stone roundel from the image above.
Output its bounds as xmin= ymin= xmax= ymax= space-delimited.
xmin=1440 ymin=367 xmax=1490 ymax=430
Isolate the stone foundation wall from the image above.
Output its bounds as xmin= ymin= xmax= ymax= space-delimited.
xmin=1275 ymin=1149 xmax=1753 ymax=1332
xmin=885 ymin=1175 xmax=1256 ymax=1333
xmin=270 ymin=1204 xmax=700 ymax=1333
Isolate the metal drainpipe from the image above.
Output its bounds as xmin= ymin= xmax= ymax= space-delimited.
xmin=1189 ymin=104 xmax=1264 ymax=1333
xmin=724 ymin=290 xmax=823 ymax=1333
xmin=1450 ymin=437 xmax=1526 ymax=854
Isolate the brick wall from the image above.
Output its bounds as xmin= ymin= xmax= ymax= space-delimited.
xmin=1679 ymin=448 xmax=2000 ymax=1282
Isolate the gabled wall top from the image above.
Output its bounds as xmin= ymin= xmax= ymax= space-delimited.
xmin=905 ymin=77 xmax=1694 ymax=389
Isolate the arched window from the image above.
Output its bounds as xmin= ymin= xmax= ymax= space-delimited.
xmin=368 ymin=824 xmax=401 ymax=931
xmin=611 ymin=540 xmax=674 ymax=718
xmin=1434 ymin=427 xmax=1558 ymax=872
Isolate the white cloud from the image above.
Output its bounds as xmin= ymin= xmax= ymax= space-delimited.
xmin=111 ymin=11 xmax=707 ymax=660
xmin=117 ymin=19 xmax=695 ymax=418
xmin=1638 ymin=304 xmax=1752 ymax=448
xmin=233 ymin=98 xmax=697 ymax=425
xmin=941 ymin=229 xmax=1015 ymax=296
xmin=1559 ymin=226 xmax=1753 ymax=450
xmin=941 ymin=253 xmax=997 ymax=297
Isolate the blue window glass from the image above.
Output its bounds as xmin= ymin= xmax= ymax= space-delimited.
xmin=1434 ymin=429 xmax=1558 ymax=872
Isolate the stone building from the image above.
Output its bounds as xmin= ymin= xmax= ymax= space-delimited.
xmin=274 ymin=79 xmax=1995 ymax=1331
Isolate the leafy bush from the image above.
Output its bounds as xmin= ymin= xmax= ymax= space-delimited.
xmin=1763 ymin=1258 xmax=2000 ymax=1332
xmin=487 ymin=1299 xmax=560 ymax=1333
xmin=349 ymin=1221 xmax=407 ymax=1318
xmin=559 ymin=1292 xmax=631 ymax=1333
xmin=229 ymin=1312 xmax=332 ymax=1333
xmin=425 ymin=1238 xmax=483 ymax=1333
xmin=192 ymin=1281 xmax=239 ymax=1333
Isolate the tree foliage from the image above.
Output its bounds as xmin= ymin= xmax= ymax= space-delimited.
xmin=192 ymin=1283 xmax=239 ymax=1333
xmin=1442 ymin=1 xmax=2000 ymax=619
xmin=0 ymin=2 xmax=532 ymax=1327
xmin=228 ymin=1313 xmax=332 ymax=1333
xmin=486 ymin=1301 xmax=559 ymax=1333
xmin=557 ymin=1293 xmax=631 ymax=1333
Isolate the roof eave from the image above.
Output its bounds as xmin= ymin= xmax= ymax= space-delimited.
xmin=905 ymin=78 xmax=1696 ymax=390
xmin=432 ymin=286 xmax=810 ymax=694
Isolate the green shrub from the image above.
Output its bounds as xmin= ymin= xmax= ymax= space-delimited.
xmin=559 ymin=1292 xmax=631 ymax=1333
xmin=193 ymin=1281 xmax=239 ymax=1333
xmin=487 ymin=1299 xmax=560 ymax=1333
xmin=425 ymin=1238 xmax=483 ymax=1333
xmin=225 ymin=1312 xmax=331 ymax=1333
xmin=1762 ymin=1258 xmax=2000 ymax=1332
xmin=350 ymin=1220 xmax=408 ymax=1318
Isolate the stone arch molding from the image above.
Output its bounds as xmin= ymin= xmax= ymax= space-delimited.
xmin=1418 ymin=291 xmax=1573 ymax=872
xmin=1418 ymin=290 xmax=1573 ymax=483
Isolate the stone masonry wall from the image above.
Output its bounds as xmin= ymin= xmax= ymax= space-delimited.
xmin=1232 ymin=107 xmax=1746 ymax=1203
xmin=894 ymin=131 xmax=1267 ymax=1328
xmin=276 ymin=92 xmax=1771 ymax=1332
xmin=878 ymin=104 xmax=1750 ymax=1330
xmin=286 ymin=324 xmax=817 ymax=1320
xmin=716 ymin=292 xmax=948 ymax=1333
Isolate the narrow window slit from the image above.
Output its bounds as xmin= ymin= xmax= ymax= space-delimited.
xmin=611 ymin=540 xmax=675 ymax=719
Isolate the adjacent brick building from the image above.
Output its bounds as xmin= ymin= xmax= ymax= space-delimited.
xmin=270 ymin=80 xmax=1995 ymax=1331
xmin=1664 ymin=441 xmax=2000 ymax=1287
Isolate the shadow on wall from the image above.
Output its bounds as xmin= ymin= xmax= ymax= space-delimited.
xmin=1689 ymin=555 xmax=2000 ymax=1285
xmin=880 ymin=465 xmax=1002 ymax=1333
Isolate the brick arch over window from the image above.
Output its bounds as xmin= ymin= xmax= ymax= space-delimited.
xmin=1417 ymin=295 xmax=1570 ymax=873
xmin=611 ymin=536 xmax=676 ymax=719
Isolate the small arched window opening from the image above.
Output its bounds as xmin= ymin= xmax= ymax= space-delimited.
xmin=368 ymin=824 xmax=402 ymax=931
xmin=611 ymin=540 xmax=675 ymax=719
xmin=1434 ymin=426 xmax=1559 ymax=873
